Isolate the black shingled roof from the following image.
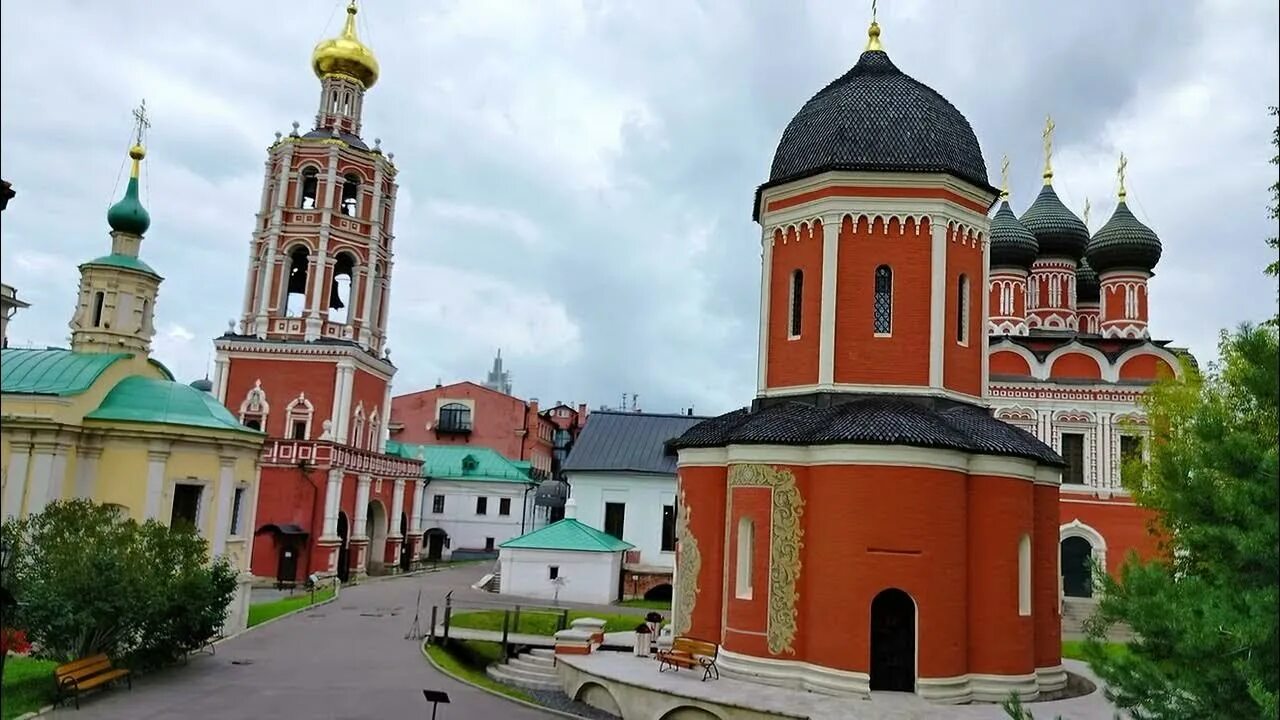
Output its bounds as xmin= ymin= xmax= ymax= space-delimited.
xmin=669 ymin=395 xmax=1063 ymax=467
xmin=1019 ymin=185 xmax=1089 ymax=261
xmin=1086 ymin=201 xmax=1162 ymax=274
xmin=563 ymin=411 xmax=709 ymax=475
xmin=990 ymin=200 xmax=1039 ymax=270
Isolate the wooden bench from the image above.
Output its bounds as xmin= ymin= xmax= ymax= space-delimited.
xmin=656 ymin=637 xmax=720 ymax=681
xmin=55 ymin=653 xmax=131 ymax=709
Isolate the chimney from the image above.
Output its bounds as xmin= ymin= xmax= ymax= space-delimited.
xmin=687 ymin=407 xmax=694 ymax=416
xmin=578 ymin=402 xmax=587 ymax=418
xmin=529 ymin=398 xmax=540 ymax=415
xmin=564 ymin=497 xmax=577 ymax=520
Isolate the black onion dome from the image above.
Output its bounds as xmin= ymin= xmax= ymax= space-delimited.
xmin=989 ymin=200 xmax=1039 ymax=270
xmin=1018 ymin=184 xmax=1090 ymax=261
xmin=1086 ymin=201 xmax=1162 ymax=274
xmin=1076 ymin=258 xmax=1100 ymax=303
xmin=764 ymin=49 xmax=993 ymax=198
xmin=189 ymin=377 xmax=214 ymax=393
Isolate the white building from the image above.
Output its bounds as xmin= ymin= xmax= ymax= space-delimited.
xmin=388 ymin=442 xmax=543 ymax=560
xmin=498 ymin=500 xmax=633 ymax=605
xmin=561 ymin=410 xmax=705 ymax=600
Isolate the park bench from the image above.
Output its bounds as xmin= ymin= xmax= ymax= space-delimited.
xmin=54 ymin=653 xmax=131 ymax=709
xmin=656 ymin=637 xmax=720 ymax=681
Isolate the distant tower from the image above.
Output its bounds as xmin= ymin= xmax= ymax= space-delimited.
xmin=1075 ymin=198 xmax=1101 ymax=334
xmin=68 ymin=103 xmax=163 ymax=355
xmin=1087 ymin=153 xmax=1162 ymax=338
xmin=484 ymin=348 xmax=513 ymax=395
xmin=1020 ymin=116 xmax=1089 ymax=331
xmin=987 ymin=156 xmax=1038 ymax=336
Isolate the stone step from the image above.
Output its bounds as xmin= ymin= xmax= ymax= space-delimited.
xmin=529 ymin=648 xmax=555 ymax=659
xmin=487 ymin=664 xmax=561 ymax=691
xmin=515 ymin=653 xmax=555 ymax=669
xmin=496 ymin=660 xmax=556 ymax=684
xmin=507 ymin=657 xmax=556 ymax=676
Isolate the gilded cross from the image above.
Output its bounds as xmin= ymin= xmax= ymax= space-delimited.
xmin=131 ymin=99 xmax=151 ymax=146
xmin=1083 ymin=197 xmax=1091 ymax=228
xmin=872 ymin=0 xmax=877 ymax=23
xmin=1042 ymin=115 xmax=1055 ymax=181
xmin=1117 ymin=152 xmax=1128 ymax=200
xmin=1000 ymin=154 xmax=1010 ymax=199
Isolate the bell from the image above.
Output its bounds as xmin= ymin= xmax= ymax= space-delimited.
xmin=329 ymin=281 xmax=345 ymax=310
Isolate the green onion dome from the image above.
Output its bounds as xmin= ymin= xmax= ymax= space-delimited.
xmin=107 ymin=144 xmax=150 ymax=235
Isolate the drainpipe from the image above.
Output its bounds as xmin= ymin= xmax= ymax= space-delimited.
xmin=521 ymin=482 xmax=532 ymax=534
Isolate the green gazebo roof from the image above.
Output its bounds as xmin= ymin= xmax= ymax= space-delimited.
xmin=500 ymin=518 xmax=634 ymax=553
xmin=385 ymin=441 xmax=535 ymax=483
xmin=82 ymin=253 xmax=160 ymax=277
xmin=86 ymin=375 xmax=261 ymax=435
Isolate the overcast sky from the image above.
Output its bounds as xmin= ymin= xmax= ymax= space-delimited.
xmin=2 ymin=0 xmax=1276 ymax=415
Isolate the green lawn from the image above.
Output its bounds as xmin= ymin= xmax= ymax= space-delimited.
xmin=1062 ymin=639 xmax=1129 ymax=661
xmin=247 ymin=586 xmax=336 ymax=628
xmin=619 ymin=598 xmax=672 ymax=610
xmin=447 ymin=609 xmax=646 ymax=635
xmin=2 ymin=657 xmax=58 ymax=720
xmin=426 ymin=640 xmax=532 ymax=702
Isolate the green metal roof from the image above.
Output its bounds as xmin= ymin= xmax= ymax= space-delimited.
xmin=1 ymin=349 xmax=130 ymax=396
xmin=85 ymin=375 xmax=262 ymax=435
xmin=500 ymin=519 xmax=634 ymax=552
xmin=385 ymin=441 xmax=535 ymax=483
xmin=82 ymin=253 xmax=160 ymax=277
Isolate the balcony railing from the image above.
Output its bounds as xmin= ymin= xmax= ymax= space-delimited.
xmin=261 ymin=439 xmax=422 ymax=477
xmin=433 ymin=419 xmax=473 ymax=434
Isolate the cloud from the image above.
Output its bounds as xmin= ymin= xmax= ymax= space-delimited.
xmin=1 ymin=0 xmax=1276 ymax=416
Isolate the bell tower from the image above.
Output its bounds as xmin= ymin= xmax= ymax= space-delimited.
xmin=214 ymin=0 xmax=399 ymax=448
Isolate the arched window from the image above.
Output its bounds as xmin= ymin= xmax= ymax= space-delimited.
xmin=285 ymin=393 xmax=314 ymax=440
xmin=139 ymin=297 xmax=150 ymax=333
xmin=340 ymin=173 xmax=360 ymax=217
xmin=284 ymin=246 xmax=310 ymax=317
xmin=438 ymin=403 xmax=471 ymax=432
xmin=328 ymin=252 xmax=356 ymax=324
xmin=342 ymin=91 xmax=352 ymax=115
xmin=873 ymin=265 xmax=893 ymax=335
xmin=957 ymin=274 xmax=970 ymax=345
xmin=351 ymin=403 xmax=366 ymax=448
xmin=1018 ymin=534 xmax=1032 ymax=616
xmin=735 ymin=517 xmax=754 ymax=600
xmin=239 ymin=379 xmax=269 ymax=431
xmin=299 ymin=167 xmax=319 ymax=209
xmin=788 ymin=269 xmax=803 ymax=337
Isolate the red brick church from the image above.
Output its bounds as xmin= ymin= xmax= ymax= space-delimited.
xmin=210 ymin=1 xmax=423 ymax=585
xmin=670 ymin=20 xmax=1070 ymax=702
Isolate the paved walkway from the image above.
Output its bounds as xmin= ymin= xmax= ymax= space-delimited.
xmin=51 ymin=565 xmax=556 ymax=720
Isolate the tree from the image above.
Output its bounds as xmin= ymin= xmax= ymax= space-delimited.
xmin=1266 ymin=105 xmax=1278 ymax=284
xmin=0 ymin=500 xmax=237 ymax=670
xmin=1082 ymin=324 xmax=1279 ymax=719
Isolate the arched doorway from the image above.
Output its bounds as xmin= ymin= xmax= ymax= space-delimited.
xmin=643 ymin=583 xmax=673 ymax=602
xmin=398 ymin=512 xmax=411 ymax=572
xmin=869 ymin=588 xmax=915 ymax=692
xmin=1061 ymin=536 xmax=1094 ymax=598
xmin=336 ymin=511 xmax=351 ymax=583
xmin=366 ymin=500 xmax=388 ymax=573
xmin=424 ymin=528 xmax=446 ymax=562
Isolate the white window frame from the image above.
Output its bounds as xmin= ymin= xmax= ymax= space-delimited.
xmin=285 ymin=392 xmax=314 ymax=440
xmin=735 ymin=517 xmax=754 ymax=600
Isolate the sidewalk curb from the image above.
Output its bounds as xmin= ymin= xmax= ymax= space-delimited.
xmin=420 ymin=639 xmax=582 ymax=720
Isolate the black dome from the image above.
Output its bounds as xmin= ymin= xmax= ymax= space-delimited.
xmin=1076 ymin=258 xmax=1100 ymax=303
xmin=764 ymin=49 xmax=992 ymax=197
xmin=189 ymin=377 xmax=213 ymax=393
xmin=989 ymin=200 xmax=1038 ymax=270
xmin=1086 ymin=201 xmax=1161 ymax=274
xmin=1019 ymin=185 xmax=1089 ymax=261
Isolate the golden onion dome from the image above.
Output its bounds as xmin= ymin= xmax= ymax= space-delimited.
xmin=311 ymin=1 xmax=379 ymax=89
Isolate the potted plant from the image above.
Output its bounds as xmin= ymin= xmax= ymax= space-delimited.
xmin=633 ymin=622 xmax=652 ymax=657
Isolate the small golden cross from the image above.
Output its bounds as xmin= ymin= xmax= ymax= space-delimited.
xmin=1083 ymin=197 xmax=1091 ymax=228
xmin=131 ymin=99 xmax=151 ymax=146
xmin=1042 ymin=115 xmax=1055 ymax=181
xmin=1117 ymin=152 xmax=1128 ymax=200
xmin=1000 ymin=155 xmax=1010 ymax=199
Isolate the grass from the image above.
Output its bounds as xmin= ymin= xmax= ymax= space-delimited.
xmin=618 ymin=598 xmax=672 ymax=610
xmin=247 ymin=585 xmax=336 ymax=628
xmin=2 ymin=657 xmax=58 ymax=720
xmin=1062 ymin=639 xmax=1129 ymax=661
xmin=425 ymin=640 xmax=533 ymax=703
xmin=448 ymin=609 xmax=648 ymax=636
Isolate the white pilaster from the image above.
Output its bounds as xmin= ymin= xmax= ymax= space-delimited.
xmin=332 ymin=360 xmax=356 ymax=443
xmin=817 ymin=215 xmax=840 ymax=387
xmin=379 ymin=382 xmax=393 ymax=452
xmin=322 ymin=468 xmax=343 ymax=540
xmin=212 ymin=456 xmax=236 ymax=557
xmin=24 ymin=445 xmax=57 ymax=516
xmin=409 ymin=479 xmax=425 ymax=534
xmin=980 ymin=234 xmax=992 ymax=400
xmin=389 ymin=478 xmax=405 ymax=538
xmin=144 ymin=450 xmax=169 ymax=521
xmin=928 ymin=219 xmax=949 ymax=388
xmin=3 ymin=443 xmax=32 ymax=518
xmin=757 ymin=229 xmax=773 ymax=394
xmin=353 ymin=474 xmax=372 ymax=538
xmin=213 ymin=354 xmax=230 ymax=404
xmin=73 ymin=448 xmax=101 ymax=499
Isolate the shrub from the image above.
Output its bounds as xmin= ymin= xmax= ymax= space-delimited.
xmin=1 ymin=499 xmax=237 ymax=670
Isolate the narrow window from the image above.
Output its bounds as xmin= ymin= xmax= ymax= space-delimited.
xmin=1061 ymin=433 xmax=1085 ymax=484
xmin=230 ymin=487 xmax=246 ymax=536
xmin=1018 ymin=534 xmax=1032 ymax=616
xmin=735 ymin=517 xmax=754 ymax=600
xmin=661 ymin=504 xmax=676 ymax=552
xmin=285 ymin=246 xmax=310 ymax=317
xmin=604 ymin=502 xmax=626 ymax=540
xmin=438 ymin=403 xmax=472 ymax=432
xmin=291 ymin=421 xmax=307 ymax=440
xmin=957 ymin=273 xmax=970 ymax=345
xmin=549 ymin=565 xmax=560 ymax=580
xmin=1120 ymin=435 xmax=1144 ymax=485
xmin=432 ymin=494 xmax=445 ymax=514
xmin=328 ymin=252 xmax=356 ymax=323
xmin=476 ymin=496 xmax=488 ymax=515
xmin=299 ymin=167 xmax=319 ymax=209
xmin=340 ymin=173 xmax=360 ymax=217
xmin=499 ymin=498 xmax=511 ymax=516
xmin=243 ymin=417 xmax=262 ymax=431
xmin=788 ymin=269 xmax=803 ymax=337
xmin=171 ymin=484 xmax=203 ymax=531
xmin=92 ymin=291 xmax=105 ymax=327
xmin=873 ymin=265 xmax=893 ymax=334
xmin=484 ymin=537 xmax=495 ymax=552
xmin=139 ymin=297 xmax=151 ymax=333
xmin=351 ymin=406 xmax=365 ymax=449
